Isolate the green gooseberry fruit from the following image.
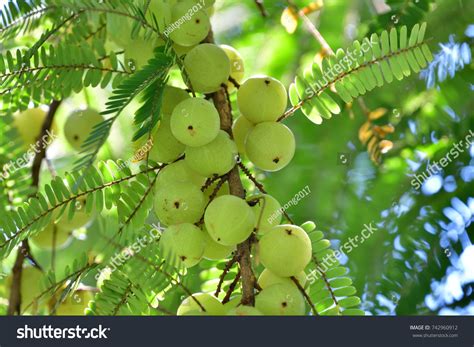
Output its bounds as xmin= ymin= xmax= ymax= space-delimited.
xmin=159 ymin=223 xmax=205 ymax=267
xmin=255 ymin=283 xmax=305 ymax=315
xmin=31 ymin=223 xmax=71 ymax=250
xmin=259 ymin=224 xmax=312 ymax=277
xmin=13 ymin=108 xmax=57 ymax=149
xmin=156 ymin=160 xmax=206 ymax=190
xmin=185 ymin=130 xmax=238 ymax=177
xmin=232 ymin=115 xmax=254 ymax=155
xmin=220 ymin=45 xmax=245 ymax=92
xmin=237 ymin=76 xmax=287 ymax=123
xmin=245 ymin=122 xmax=295 ymax=172
xmin=202 ymin=227 xmax=234 ymax=260
xmin=248 ymin=194 xmax=282 ymax=233
xmin=55 ymin=290 xmax=95 ymax=316
xmin=168 ymin=0 xmax=211 ymax=47
xmin=184 ymin=44 xmax=230 ymax=93
xmin=204 ymin=195 xmax=255 ymax=246
xmin=258 ymin=269 xmax=307 ymax=289
xmin=148 ymin=117 xmax=185 ymax=163
xmin=154 ymin=182 xmax=206 ymax=225
xmin=162 ymin=86 xmax=191 ymax=115
xmin=64 ymin=109 xmax=104 ymax=151
xmin=170 ymin=98 xmax=220 ymax=147
xmin=177 ymin=292 xmax=225 ymax=315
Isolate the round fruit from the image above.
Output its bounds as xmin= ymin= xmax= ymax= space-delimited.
xmin=55 ymin=290 xmax=94 ymax=315
xmin=14 ymin=108 xmax=57 ymax=149
xmin=168 ymin=0 xmax=210 ymax=46
xmin=177 ymin=293 xmax=225 ymax=315
xmin=223 ymin=295 xmax=241 ymax=312
xmin=221 ymin=45 xmax=245 ymax=92
xmin=204 ymin=195 xmax=255 ymax=246
xmin=259 ymin=225 xmax=312 ymax=277
xmin=145 ymin=0 xmax=172 ymax=33
xmin=202 ymin=227 xmax=234 ymax=260
xmin=248 ymin=194 xmax=282 ymax=233
xmin=6 ymin=267 xmax=43 ymax=310
xmin=237 ymin=76 xmax=287 ymax=123
xmin=258 ymin=269 xmax=307 ymax=289
xmin=59 ymin=197 xmax=94 ymax=231
xmin=148 ymin=117 xmax=185 ymax=163
xmin=246 ymin=122 xmax=295 ymax=172
xmin=162 ymin=86 xmax=190 ymax=115
xmin=124 ymin=38 xmax=162 ymax=71
xmin=159 ymin=223 xmax=205 ymax=267
xmin=32 ymin=223 xmax=71 ymax=250
xmin=184 ymin=44 xmax=230 ymax=93
xmin=107 ymin=15 xmax=133 ymax=47
xmin=170 ymin=98 xmax=220 ymax=147
xmin=255 ymin=283 xmax=305 ymax=315
xmin=156 ymin=160 xmax=206 ymax=190
xmin=232 ymin=116 xmax=254 ymax=155
xmin=154 ymin=182 xmax=206 ymax=225
xmin=64 ymin=109 xmax=104 ymax=151
xmin=185 ymin=130 xmax=238 ymax=177
xmin=227 ymin=306 xmax=262 ymax=316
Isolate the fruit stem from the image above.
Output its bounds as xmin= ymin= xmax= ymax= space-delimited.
xmin=206 ymin=30 xmax=256 ymax=306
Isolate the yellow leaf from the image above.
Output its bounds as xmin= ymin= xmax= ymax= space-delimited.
xmin=368 ymin=107 xmax=388 ymax=120
xmin=358 ymin=122 xmax=372 ymax=144
xmin=281 ymin=7 xmax=298 ymax=34
xmin=379 ymin=140 xmax=393 ymax=154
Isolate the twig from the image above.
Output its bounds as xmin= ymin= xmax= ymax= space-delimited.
xmin=222 ymin=270 xmax=241 ymax=304
xmin=228 ymin=76 xmax=241 ymax=89
xmin=291 ymin=276 xmax=318 ymax=316
xmin=238 ymin=162 xmax=295 ymax=224
xmin=214 ymin=253 xmax=240 ymax=297
xmin=253 ymin=0 xmax=268 ymax=17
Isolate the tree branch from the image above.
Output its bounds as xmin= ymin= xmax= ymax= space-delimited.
xmin=206 ymin=30 xmax=256 ymax=306
xmin=291 ymin=276 xmax=318 ymax=316
xmin=7 ymin=100 xmax=61 ymax=315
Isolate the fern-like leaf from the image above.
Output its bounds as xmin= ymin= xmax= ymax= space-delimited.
xmin=287 ymin=23 xmax=433 ymax=124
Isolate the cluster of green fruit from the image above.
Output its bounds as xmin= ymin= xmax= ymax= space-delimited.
xmin=12 ymin=107 xmax=103 ymax=251
xmin=135 ymin=34 xmax=311 ymax=314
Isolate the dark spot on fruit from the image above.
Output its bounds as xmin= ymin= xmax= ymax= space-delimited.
xmin=73 ymin=135 xmax=79 ymax=141
xmin=180 ymin=255 xmax=187 ymax=261
xmin=286 ymin=229 xmax=292 ymax=235
xmin=188 ymin=125 xmax=194 ymax=130
xmin=253 ymin=227 xmax=257 ymax=232
xmin=281 ymin=302 xmax=288 ymax=307
xmin=264 ymin=79 xmax=271 ymax=85
xmin=174 ymin=201 xmax=180 ymax=209
xmin=273 ymin=157 xmax=280 ymax=164
xmin=217 ymin=237 xmax=221 ymax=241
xmin=195 ymin=19 xmax=200 ymax=24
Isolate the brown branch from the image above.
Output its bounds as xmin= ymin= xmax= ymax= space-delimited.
xmin=222 ymin=270 xmax=241 ymax=304
xmin=7 ymin=100 xmax=61 ymax=315
xmin=253 ymin=0 xmax=268 ymax=17
xmin=206 ymin=30 xmax=256 ymax=306
xmin=214 ymin=253 xmax=240 ymax=297
xmin=291 ymin=276 xmax=318 ymax=316
xmin=312 ymin=256 xmax=339 ymax=307
xmin=228 ymin=76 xmax=241 ymax=89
